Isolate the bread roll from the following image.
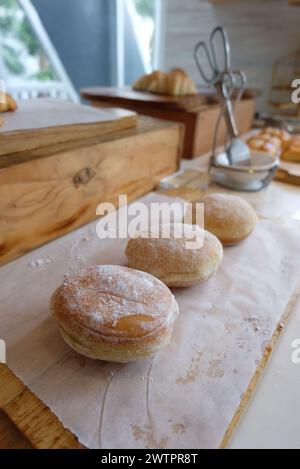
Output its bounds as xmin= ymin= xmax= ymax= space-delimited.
xmin=50 ymin=265 xmax=179 ymax=363
xmin=247 ymin=136 xmax=279 ymax=156
xmin=282 ymin=137 xmax=300 ymax=162
xmin=248 ymin=128 xmax=291 ymax=156
xmin=195 ymin=193 xmax=257 ymax=246
xmin=264 ymin=127 xmax=291 ymax=149
xmin=258 ymin=133 xmax=282 ymax=150
xmin=126 ymin=223 xmax=223 ymax=288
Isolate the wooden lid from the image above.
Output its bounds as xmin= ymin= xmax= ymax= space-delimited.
xmin=81 ymin=86 xmax=260 ymax=112
xmin=81 ymin=86 xmax=213 ymax=111
xmin=0 ymin=99 xmax=137 ymax=159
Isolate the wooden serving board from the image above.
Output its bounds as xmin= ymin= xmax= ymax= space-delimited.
xmin=0 ymin=99 xmax=137 ymax=157
xmin=1 ymin=186 xmax=299 ymax=449
xmin=81 ymin=86 xmax=212 ymax=112
xmin=81 ymin=86 xmax=260 ymax=113
xmin=0 ymin=366 xmax=83 ymax=449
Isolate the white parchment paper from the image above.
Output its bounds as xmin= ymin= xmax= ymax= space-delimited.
xmin=1 ymin=193 xmax=300 ymax=449
xmin=183 ymin=156 xmax=300 ymax=221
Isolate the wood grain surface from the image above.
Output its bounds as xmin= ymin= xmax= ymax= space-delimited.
xmin=274 ymin=167 xmax=300 ymax=186
xmin=81 ymin=86 xmax=212 ymax=112
xmin=0 ymin=365 xmax=83 ymax=449
xmin=81 ymin=86 xmax=259 ymax=112
xmin=0 ymin=116 xmax=183 ymax=266
xmin=0 ymin=99 xmax=137 ymax=157
xmin=82 ymin=88 xmax=255 ymax=159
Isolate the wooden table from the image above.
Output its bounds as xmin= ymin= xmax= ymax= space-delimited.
xmin=1 ymin=155 xmax=300 ymax=449
xmin=0 ymin=366 xmax=83 ymax=449
xmin=0 ymin=186 xmax=203 ymax=450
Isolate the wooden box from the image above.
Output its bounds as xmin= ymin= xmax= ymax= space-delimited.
xmin=0 ymin=100 xmax=183 ymax=266
xmin=81 ymin=87 xmax=256 ymax=159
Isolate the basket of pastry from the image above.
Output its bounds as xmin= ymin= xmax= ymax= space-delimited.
xmin=246 ymin=127 xmax=300 ymax=186
xmin=247 ymin=127 xmax=291 ymax=157
xmin=247 ymin=126 xmax=300 ymax=163
xmin=132 ymin=68 xmax=197 ymax=97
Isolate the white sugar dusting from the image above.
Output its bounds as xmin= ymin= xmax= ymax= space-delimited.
xmin=28 ymin=257 xmax=52 ymax=268
xmin=64 ymin=238 xmax=88 ymax=274
xmin=202 ymin=193 xmax=257 ymax=226
xmin=56 ymin=265 xmax=178 ymax=335
xmin=126 ymin=223 xmax=222 ymax=279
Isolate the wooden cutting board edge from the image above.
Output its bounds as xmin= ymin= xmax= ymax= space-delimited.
xmin=81 ymin=86 xmax=213 ymax=112
xmin=0 ymin=365 xmax=84 ymax=449
xmin=1 ymin=187 xmax=299 ymax=449
xmin=0 ymin=103 xmax=137 ymax=158
xmin=0 ymin=114 xmax=177 ymax=170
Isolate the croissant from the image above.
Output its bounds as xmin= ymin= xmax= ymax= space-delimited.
xmin=133 ymin=69 xmax=197 ymax=96
xmin=169 ymin=68 xmax=188 ymax=78
xmin=132 ymin=70 xmax=164 ymax=91
xmin=148 ymin=74 xmax=169 ymax=94
xmin=167 ymin=70 xmax=197 ymax=96
xmin=0 ymin=92 xmax=17 ymax=112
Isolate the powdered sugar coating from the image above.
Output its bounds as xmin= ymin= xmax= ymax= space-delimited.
xmin=126 ymin=223 xmax=223 ymax=286
xmin=51 ymin=265 xmax=178 ymax=339
xmin=197 ymin=193 xmax=257 ymax=245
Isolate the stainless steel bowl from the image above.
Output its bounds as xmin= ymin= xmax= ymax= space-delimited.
xmin=210 ymin=151 xmax=279 ymax=192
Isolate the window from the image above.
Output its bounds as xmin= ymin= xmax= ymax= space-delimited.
xmin=116 ymin=0 xmax=165 ymax=86
xmin=0 ymin=0 xmax=164 ymax=98
xmin=0 ymin=0 xmax=56 ymax=81
xmin=0 ymin=0 xmax=77 ymax=100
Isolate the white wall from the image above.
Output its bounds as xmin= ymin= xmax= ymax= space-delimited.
xmin=164 ymin=0 xmax=300 ymax=110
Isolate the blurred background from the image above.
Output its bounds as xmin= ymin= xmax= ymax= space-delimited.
xmin=1 ymin=0 xmax=300 ymax=113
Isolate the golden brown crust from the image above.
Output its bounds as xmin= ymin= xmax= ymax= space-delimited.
xmin=126 ymin=224 xmax=223 ymax=287
xmin=0 ymin=92 xmax=17 ymax=112
xmin=132 ymin=70 xmax=164 ymax=91
xmin=247 ymin=128 xmax=291 ymax=155
xmin=247 ymin=136 xmax=278 ymax=156
xmin=194 ymin=193 xmax=258 ymax=246
xmin=50 ymin=265 xmax=179 ymax=362
xmin=169 ymin=68 xmax=189 ymax=78
xmin=264 ymin=127 xmax=291 ymax=149
xmin=281 ymin=137 xmax=300 ymax=162
xmin=215 ymin=233 xmax=253 ymax=246
xmin=132 ymin=69 xmax=197 ymax=96
xmin=57 ymin=324 xmax=173 ymax=363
